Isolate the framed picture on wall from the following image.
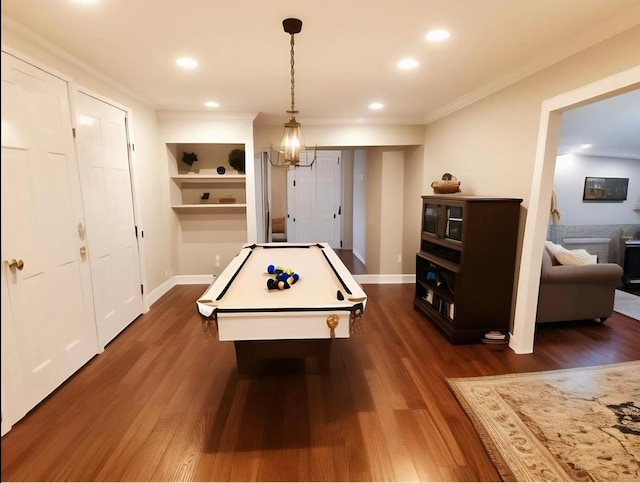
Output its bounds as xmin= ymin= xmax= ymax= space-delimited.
xmin=583 ymin=177 xmax=629 ymax=201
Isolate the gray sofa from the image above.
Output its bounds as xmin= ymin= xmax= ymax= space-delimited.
xmin=536 ymin=246 xmax=624 ymax=323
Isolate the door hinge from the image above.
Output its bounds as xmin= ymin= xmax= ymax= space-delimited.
xmin=72 ymin=127 xmax=76 ymax=138
xmin=140 ymin=284 xmax=144 ymax=295
xmin=338 ymin=205 xmax=342 ymax=215
xmin=135 ymin=226 xmax=138 ymax=238
xmin=129 ymin=143 xmax=135 ymax=152
xmin=340 ymin=240 xmax=343 ymax=248
xmin=293 ymin=180 xmax=296 ymax=187
xmin=333 ymin=213 xmax=336 ymax=219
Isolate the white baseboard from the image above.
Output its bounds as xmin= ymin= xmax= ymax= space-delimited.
xmin=352 ymin=248 xmax=366 ymax=264
xmin=146 ymin=274 xmax=215 ymax=308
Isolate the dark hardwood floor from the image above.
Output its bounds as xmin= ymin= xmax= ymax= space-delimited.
xmin=2 ymin=283 xmax=639 ymax=481
xmin=334 ymin=249 xmax=367 ymax=275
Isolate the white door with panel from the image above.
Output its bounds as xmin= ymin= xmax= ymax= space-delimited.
xmin=1 ymin=52 xmax=99 ymax=431
xmin=75 ymin=92 xmax=143 ymax=348
xmin=287 ymin=151 xmax=341 ymax=248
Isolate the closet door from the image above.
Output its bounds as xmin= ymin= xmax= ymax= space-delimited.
xmin=75 ymin=92 xmax=143 ymax=348
xmin=1 ymin=52 xmax=99 ymax=430
xmin=287 ymin=150 xmax=341 ymax=248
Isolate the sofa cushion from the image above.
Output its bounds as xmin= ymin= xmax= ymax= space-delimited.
xmin=545 ymin=240 xmax=597 ymax=266
xmin=555 ymin=248 xmax=598 ymax=266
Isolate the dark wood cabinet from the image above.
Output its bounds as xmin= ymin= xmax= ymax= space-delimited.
xmin=414 ymin=195 xmax=522 ymax=343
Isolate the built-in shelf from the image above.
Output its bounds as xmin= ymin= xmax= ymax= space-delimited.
xmin=172 ymin=203 xmax=247 ymax=211
xmin=171 ymin=174 xmax=245 ymax=186
xmin=170 ymin=174 xmax=246 ymax=210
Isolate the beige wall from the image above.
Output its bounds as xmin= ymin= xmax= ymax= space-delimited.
xmin=365 ymin=150 xmax=383 ymax=274
xmin=340 ymin=150 xmax=355 ymax=250
xmin=379 ymin=150 xmax=405 ymax=274
xmin=403 ymin=145 xmax=425 ymax=273
xmin=253 ymin=124 xmax=424 ymax=152
xmin=424 ymin=26 xmax=640 ymax=206
xmin=158 ymin=112 xmax=256 ymax=274
xmin=270 ymin=168 xmax=288 ymax=222
xmin=422 ymin=25 xmax=640 ymax=350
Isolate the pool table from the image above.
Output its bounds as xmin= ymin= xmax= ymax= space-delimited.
xmin=196 ymin=243 xmax=367 ymax=374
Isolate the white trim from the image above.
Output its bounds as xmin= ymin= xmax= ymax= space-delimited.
xmin=146 ymin=275 xmax=216 ymax=308
xmin=352 ymin=248 xmax=366 ymax=265
xmin=146 ymin=278 xmax=175 ymax=308
xmin=1 ymin=43 xmax=72 ymax=82
xmin=1 ymin=19 xmax=159 ymax=108
xmin=511 ymin=66 xmax=640 ymax=354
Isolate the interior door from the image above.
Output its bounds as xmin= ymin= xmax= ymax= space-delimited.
xmin=74 ymin=92 xmax=143 ymax=348
xmin=287 ymin=150 xmax=341 ymax=247
xmin=1 ymin=51 xmax=99 ymax=427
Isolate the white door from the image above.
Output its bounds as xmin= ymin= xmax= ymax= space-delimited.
xmin=287 ymin=151 xmax=341 ymax=248
xmin=75 ymin=92 xmax=143 ymax=348
xmin=1 ymin=52 xmax=99 ymax=425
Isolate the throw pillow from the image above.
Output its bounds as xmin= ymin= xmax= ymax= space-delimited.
xmin=545 ymin=240 xmax=563 ymax=258
xmin=554 ymin=248 xmax=598 ymax=266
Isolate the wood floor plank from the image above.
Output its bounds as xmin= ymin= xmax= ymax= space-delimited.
xmin=2 ymin=283 xmax=640 ymax=481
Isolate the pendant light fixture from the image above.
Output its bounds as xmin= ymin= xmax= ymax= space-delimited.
xmin=282 ymin=18 xmax=304 ymax=166
xmin=281 ymin=17 xmax=317 ymax=168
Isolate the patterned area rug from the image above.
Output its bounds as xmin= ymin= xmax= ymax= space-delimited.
xmin=447 ymin=361 xmax=640 ymax=481
xmin=614 ymin=290 xmax=640 ymax=320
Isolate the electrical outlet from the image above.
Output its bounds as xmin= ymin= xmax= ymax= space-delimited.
xmin=398 ymin=254 xmax=402 ymax=263
xmin=215 ymin=255 xmax=220 ymax=267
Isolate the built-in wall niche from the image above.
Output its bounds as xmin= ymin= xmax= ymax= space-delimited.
xmin=167 ymin=142 xmax=248 ymax=211
xmin=167 ymin=142 xmax=246 ymax=175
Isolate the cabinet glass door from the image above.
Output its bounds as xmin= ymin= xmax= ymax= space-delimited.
xmin=444 ymin=205 xmax=463 ymax=241
xmin=422 ymin=203 xmax=439 ymax=235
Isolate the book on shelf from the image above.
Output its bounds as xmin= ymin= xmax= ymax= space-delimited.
xmin=421 ymin=289 xmax=434 ymax=305
xmin=430 ymin=294 xmax=455 ymax=320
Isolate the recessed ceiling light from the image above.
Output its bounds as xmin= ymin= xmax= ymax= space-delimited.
xmin=580 ymin=144 xmax=593 ymax=149
xmin=176 ymin=57 xmax=198 ymax=69
xmin=426 ymin=29 xmax=450 ymax=42
xmin=204 ymin=101 xmax=220 ymax=108
xmin=369 ymin=102 xmax=384 ymax=110
xmin=397 ymin=58 xmax=420 ymax=70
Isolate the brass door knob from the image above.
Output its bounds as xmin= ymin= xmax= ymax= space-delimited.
xmin=7 ymin=259 xmax=24 ymax=271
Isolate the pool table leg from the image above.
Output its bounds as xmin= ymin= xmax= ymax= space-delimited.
xmin=234 ymin=339 xmax=333 ymax=375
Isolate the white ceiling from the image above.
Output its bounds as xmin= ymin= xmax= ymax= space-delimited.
xmin=558 ymin=88 xmax=640 ymax=160
xmin=2 ymin=0 xmax=640 ymax=157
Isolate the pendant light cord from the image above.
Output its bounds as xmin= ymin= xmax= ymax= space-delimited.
xmin=289 ymin=34 xmax=296 ymax=114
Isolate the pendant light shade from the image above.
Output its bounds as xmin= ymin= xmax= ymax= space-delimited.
xmin=282 ymin=117 xmax=304 ymax=165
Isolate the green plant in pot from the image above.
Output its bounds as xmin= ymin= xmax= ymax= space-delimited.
xmin=182 ymin=151 xmax=198 ymax=166
xmin=228 ymin=149 xmax=246 ymax=174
